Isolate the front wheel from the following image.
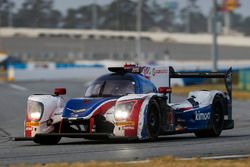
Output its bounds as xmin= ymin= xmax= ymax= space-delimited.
xmin=146 ymin=99 xmax=161 ymax=141
xmin=33 ymin=135 xmax=61 ymax=145
xmin=195 ymin=95 xmax=224 ymax=138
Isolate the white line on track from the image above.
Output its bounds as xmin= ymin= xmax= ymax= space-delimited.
xmin=117 ymin=160 xmax=150 ymax=164
xmin=180 ymin=154 xmax=250 ymax=160
xmin=9 ymin=84 xmax=28 ymax=91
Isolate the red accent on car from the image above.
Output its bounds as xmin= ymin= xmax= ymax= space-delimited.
xmin=124 ymin=64 xmax=136 ymax=69
xmin=178 ymin=107 xmax=193 ymax=112
xmin=54 ymin=88 xmax=66 ymax=96
xmin=158 ymin=87 xmax=172 ymax=94
xmin=93 ymin=101 xmax=116 ymax=116
xmin=25 ymin=128 xmax=32 ymax=137
xmin=89 ymin=118 xmax=94 ymax=134
xmin=124 ymin=99 xmax=144 ymax=137
xmin=25 ymin=112 xmax=32 ymax=137
xmin=83 ymin=99 xmax=90 ymax=104
xmin=59 ymin=120 xmax=63 ymax=133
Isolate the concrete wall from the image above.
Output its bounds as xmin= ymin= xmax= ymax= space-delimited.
xmin=1 ymin=28 xmax=250 ymax=47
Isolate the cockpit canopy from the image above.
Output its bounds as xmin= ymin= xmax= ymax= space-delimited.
xmin=85 ymin=73 xmax=156 ymax=97
xmin=85 ymin=79 xmax=135 ymax=97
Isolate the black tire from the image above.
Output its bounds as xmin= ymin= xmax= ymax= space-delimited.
xmin=34 ymin=135 xmax=61 ymax=145
xmin=195 ymin=95 xmax=224 ymax=138
xmin=146 ymin=99 xmax=161 ymax=141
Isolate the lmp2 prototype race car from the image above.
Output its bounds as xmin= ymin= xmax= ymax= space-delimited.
xmin=14 ymin=65 xmax=234 ymax=145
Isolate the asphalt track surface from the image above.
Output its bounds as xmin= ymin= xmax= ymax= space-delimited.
xmin=0 ymin=80 xmax=250 ymax=165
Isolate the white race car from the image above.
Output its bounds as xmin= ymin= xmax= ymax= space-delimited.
xmin=14 ymin=65 xmax=234 ymax=144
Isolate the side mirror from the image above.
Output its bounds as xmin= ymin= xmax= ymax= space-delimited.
xmin=158 ymin=87 xmax=172 ymax=94
xmin=54 ymin=88 xmax=66 ymax=96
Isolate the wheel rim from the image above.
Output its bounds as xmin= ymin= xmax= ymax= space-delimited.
xmin=147 ymin=105 xmax=159 ymax=136
xmin=149 ymin=112 xmax=156 ymax=127
xmin=213 ymin=102 xmax=223 ymax=132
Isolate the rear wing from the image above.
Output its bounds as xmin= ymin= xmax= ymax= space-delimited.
xmin=169 ymin=66 xmax=233 ymax=100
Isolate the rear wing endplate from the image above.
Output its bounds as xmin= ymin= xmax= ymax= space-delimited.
xmin=169 ymin=67 xmax=233 ymax=100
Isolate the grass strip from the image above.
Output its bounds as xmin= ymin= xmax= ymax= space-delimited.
xmin=11 ymin=157 xmax=250 ymax=167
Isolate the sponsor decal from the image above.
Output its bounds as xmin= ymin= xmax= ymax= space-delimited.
xmin=142 ymin=67 xmax=168 ymax=77
xmin=195 ymin=111 xmax=211 ymax=121
xmin=143 ymin=67 xmax=151 ymax=76
xmin=25 ymin=127 xmax=32 ymax=131
xmin=131 ymin=67 xmax=141 ymax=73
xmin=123 ymin=65 xmax=143 ymax=73
xmin=152 ymin=68 xmax=168 ymax=76
xmin=122 ymin=126 xmax=135 ymax=130
xmin=25 ymin=122 xmax=40 ymax=127
xmin=115 ymin=121 xmax=135 ymax=126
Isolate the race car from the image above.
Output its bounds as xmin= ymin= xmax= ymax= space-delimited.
xmin=14 ymin=65 xmax=234 ymax=144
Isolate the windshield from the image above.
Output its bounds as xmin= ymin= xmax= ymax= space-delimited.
xmin=85 ymin=79 xmax=135 ymax=97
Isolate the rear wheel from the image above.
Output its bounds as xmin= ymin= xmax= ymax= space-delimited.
xmin=147 ymin=99 xmax=161 ymax=141
xmin=195 ymin=95 xmax=224 ymax=138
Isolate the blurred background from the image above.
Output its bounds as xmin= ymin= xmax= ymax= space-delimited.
xmin=0 ymin=0 xmax=249 ymax=91
xmin=1 ymin=2 xmax=250 ymax=164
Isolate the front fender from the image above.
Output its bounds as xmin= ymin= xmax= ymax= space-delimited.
xmin=137 ymin=94 xmax=159 ymax=140
xmin=113 ymin=93 xmax=159 ymax=140
xmin=25 ymin=95 xmax=65 ymax=137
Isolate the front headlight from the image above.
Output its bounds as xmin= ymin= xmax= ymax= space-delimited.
xmin=114 ymin=100 xmax=138 ymax=120
xmin=27 ymin=100 xmax=44 ymax=121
